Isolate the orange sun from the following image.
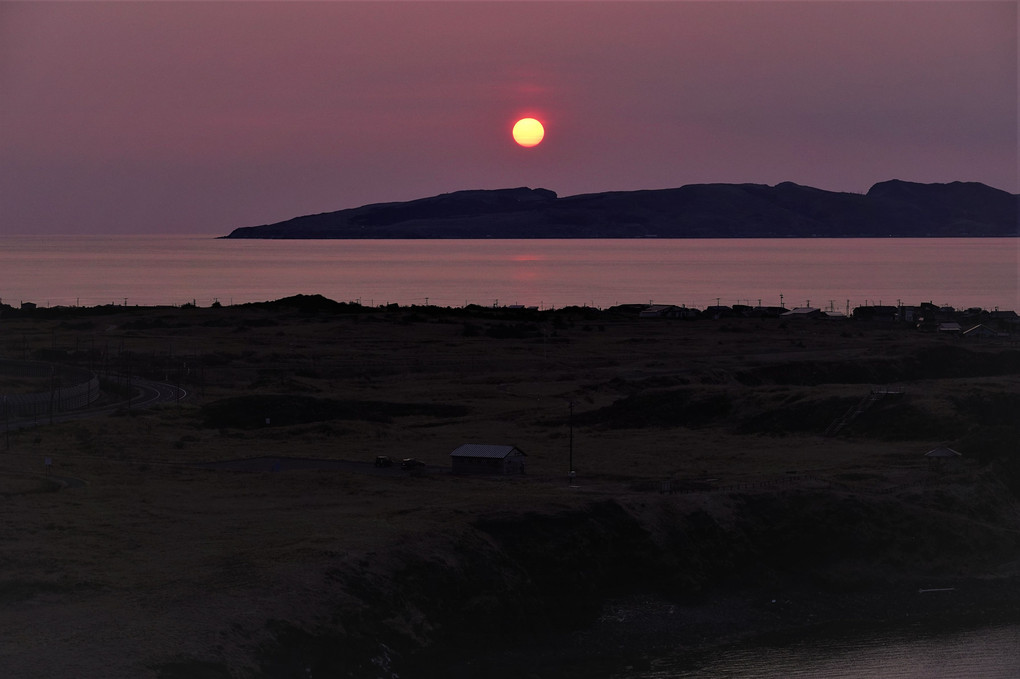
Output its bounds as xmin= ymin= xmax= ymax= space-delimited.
xmin=512 ymin=117 xmax=545 ymax=147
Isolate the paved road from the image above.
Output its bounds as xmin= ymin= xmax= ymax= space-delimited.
xmin=131 ymin=378 xmax=187 ymax=409
xmin=3 ymin=377 xmax=187 ymax=431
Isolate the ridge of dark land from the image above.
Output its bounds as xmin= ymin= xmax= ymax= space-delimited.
xmin=1 ymin=298 xmax=1018 ymax=678
xmin=224 ymin=180 xmax=1019 ymax=239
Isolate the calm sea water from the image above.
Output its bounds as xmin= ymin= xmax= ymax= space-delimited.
xmin=1 ymin=236 xmax=1016 ymax=311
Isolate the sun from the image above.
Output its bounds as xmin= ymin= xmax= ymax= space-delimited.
xmin=512 ymin=117 xmax=545 ymax=147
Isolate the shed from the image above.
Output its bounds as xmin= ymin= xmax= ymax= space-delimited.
xmin=450 ymin=444 xmax=526 ymax=475
xmin=640 ymin=304 xmax=690 ymax=319
xmin=962 ymin=324 xmax=999 ymax=340
xmin=925 ymin=446 xmax=962 ymax=472
xmin=781 ymin=306 xmax=823 ymax=319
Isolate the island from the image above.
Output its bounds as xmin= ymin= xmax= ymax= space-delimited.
xmin=223 ymin=179 xmax=1018 ymax=239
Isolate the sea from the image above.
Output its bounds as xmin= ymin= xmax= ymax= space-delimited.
xmin=619 ymin=621 xmax=1020 ymax=679
xmin=1 ymin=236 xmax=1017 ymax=312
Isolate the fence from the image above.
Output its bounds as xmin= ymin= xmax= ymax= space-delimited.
xmin=0 ymin=360 xmax=101 ymax=418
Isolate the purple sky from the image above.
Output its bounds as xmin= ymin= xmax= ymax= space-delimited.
xmin=2 ymin=1 xmax=1016 ymax=235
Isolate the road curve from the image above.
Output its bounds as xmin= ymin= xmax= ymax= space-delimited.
xmin=4 ymin=377 xmax=187 ymax=431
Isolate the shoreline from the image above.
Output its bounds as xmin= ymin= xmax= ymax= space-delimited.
xmin=417 ymin=582 xmax=1020 ymax=679
xmin=2 ymin=237 xmax=1017 ymax=313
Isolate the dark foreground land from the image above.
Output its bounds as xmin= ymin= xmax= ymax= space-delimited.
xmin=1 ymin=297 xmax=1018 ymax=678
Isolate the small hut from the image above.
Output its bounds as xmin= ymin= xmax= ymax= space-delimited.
xmin=925 ymin=447 xmax=962 ymax=472
xmin=450 ymin=444 xmax=526 ymax=475
xmin=781 ymin=306 xmax=823 ymax=320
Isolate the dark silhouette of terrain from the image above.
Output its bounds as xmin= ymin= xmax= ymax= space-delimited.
xmin=224 ymin=180 xmax=1018 ymax=239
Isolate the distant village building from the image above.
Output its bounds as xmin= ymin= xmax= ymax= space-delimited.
xmin=450 ymin=444 xmax=526 ymax=475
xmin=639 ymin=305 xmax=676 ymax=319
xmin=639 ymin=305 xmax=699 ymax=320
xmin=853 ymin=305 xmax=899 ymax=322
xmin=987 ymin=310 xmax=1020 ymax=333
xmin=703 ymin=305 xmax=733 ymax=319
xmin=781 ymin=307 xmax=824 ymax=320
xmin=988 ymin=310 xmax=1019 ymax=322
xmin=962 ymin=324 xmax=1000 ymax=340
xmin=750 ymin=306 xmax=788 ymax=318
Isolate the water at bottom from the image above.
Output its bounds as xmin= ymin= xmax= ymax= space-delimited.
xmin=628 ymin=623 xmax=1019 ymax=679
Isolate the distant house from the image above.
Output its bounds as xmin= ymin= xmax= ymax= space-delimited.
xmin=937 ymin=322 xmax=961 ymax=333
xmin=703 ymin=305 xmax=733 ymax=319
xmin=750 ymin=306 xmax=788 ymax=318
xmin=987 ymin=310 xmax=1020 ymax=332
xmin=962 ymin=324 xmax=999 ymax=340
xmin=731 ymin=304 xmax=755 ymax=316
xmin=900 ymin=306 xmax=920 ymax=323
xmin=639 ymin=304 xmax=676 ymax=319
xmin=853 ymin=305 xmax=899 ymax=322
xmin=450 ymin=444 xmax=526 ymax=475
xmin=925 ymin=447 xmax=962 ymax=472
xmin=638 ymin=305 xmax=699 ymax=319
xmin=781 ymin=307 xmax=823 ymax=320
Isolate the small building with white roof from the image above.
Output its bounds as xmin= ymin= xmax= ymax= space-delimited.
xmin=450 ymin=444 xmax=526 ymax=475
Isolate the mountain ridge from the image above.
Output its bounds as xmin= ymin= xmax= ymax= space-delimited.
xmin=223 ymin=180 xmax=1018 ymax=238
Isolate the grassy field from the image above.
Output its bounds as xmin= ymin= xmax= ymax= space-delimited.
xmin=1 ymin=298 xmax=1017 ymax=678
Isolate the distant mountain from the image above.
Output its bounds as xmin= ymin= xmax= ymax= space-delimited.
xmin=223 ymin=181 xmax=1018 ymax=239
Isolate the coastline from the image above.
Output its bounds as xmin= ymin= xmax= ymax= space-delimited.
xmin=420 ymin=583 xmax=1020 ymax=678
xmin=1 ymin=236 xmax=1017 ymax=312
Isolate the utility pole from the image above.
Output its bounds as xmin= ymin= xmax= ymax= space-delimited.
xmin=568 ymin=401 xmax=576 ymax=485
xmin=49 ymin=369 xmax=56 ymax=425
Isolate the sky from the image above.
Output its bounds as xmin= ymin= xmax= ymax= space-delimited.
xmin=1 ymin=0 xmax=1016 ymax=235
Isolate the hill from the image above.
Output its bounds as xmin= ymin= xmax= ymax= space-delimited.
xmin=223 ymin=180 xmax=1018 ymax=239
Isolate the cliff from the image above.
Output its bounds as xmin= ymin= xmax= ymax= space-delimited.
xmin=253 ymin=488 xmax=1020 ymax=678
xmin=223 ymin=180 xmax=1018 ymax=239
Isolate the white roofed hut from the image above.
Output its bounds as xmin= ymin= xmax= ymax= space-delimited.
xmin=781 ymin=306 xmax=824 ymax=320
xmin=450 ymin=444 xmax=527 ymax=475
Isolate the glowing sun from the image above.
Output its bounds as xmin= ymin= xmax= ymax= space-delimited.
xmin=512 ymin=117 xmax=545 ymax=147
